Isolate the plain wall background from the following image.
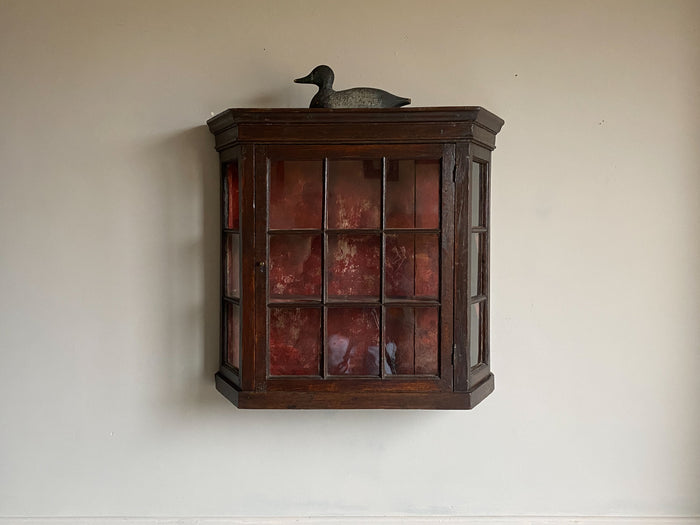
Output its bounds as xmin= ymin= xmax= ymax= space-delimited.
xmin=1 ymin=0 xmax=698 ymax=519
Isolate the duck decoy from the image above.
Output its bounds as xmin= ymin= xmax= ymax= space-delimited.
xmin=294 ymin=65 xmax=411 ymax=109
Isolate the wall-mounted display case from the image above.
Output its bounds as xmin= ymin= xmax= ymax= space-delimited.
xmin=207 ymin=107 xmax=504 ymax=409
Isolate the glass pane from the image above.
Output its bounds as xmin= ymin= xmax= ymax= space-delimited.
xmin=224 ymin=162 xmax=239 ymax=230
xmin=269 ymin=160 xmax=323 ymax=229
xmin=327 ymin=234 xmax=380 ymax=300
xmin=224 ymin=302 xmax=240 ymax=370
xmin=326 ymin=307 xmax=380 ymax=376
xmin=269 ymin=308 xmax=321 ymax=376
xmin=384 ymin=307 xmax=438 ymax=375
xmin=269 ymin=234 xmax=322 ymax=301
xmin=327 ymin=160 xmax=381 ymax=229
xmin=385 ymin=233 xmax=439 ymax=299
xmin=386 ymin=160 xmax=440 ymax=229
xmin=470 ymin=302 xmax=481 ymax=367
xmin=224 ymin=233 xmax=240 ymax=298
xmin=471 ymin=161 xmax=482 ymax=227
xmin=470 ymin=233 xmax=481 ymax=297
xmin=416 ymin=160 xmax=441 ymax=228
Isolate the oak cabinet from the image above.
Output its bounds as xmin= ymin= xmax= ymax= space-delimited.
xmin=207 ymin=107 xmax=504 ymax=409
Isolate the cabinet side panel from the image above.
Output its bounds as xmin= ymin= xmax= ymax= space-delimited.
xmin=220 ymin=150 xmax=242 ymax=388
xmin=467 ymin=144 xmax=493 ymax=389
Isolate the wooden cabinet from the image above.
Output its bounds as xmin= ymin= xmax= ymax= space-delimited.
xmin=207 ymin=107 xmax=504 ymax=409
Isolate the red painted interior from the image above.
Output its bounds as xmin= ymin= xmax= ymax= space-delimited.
xmin=326 ymin=307 xmax=380 ymax=376
xmin=270 ymin=161 xmax=323 ymax=229
xmin=265 ymin=158 xmax=441 ymax=378
xmin=269 ymin=308 xmax=321 ymax=375
xmin=269 ymin=234 xmax=322 ymax=300
xmin=225 ymin=163 xmax=239 ymax=230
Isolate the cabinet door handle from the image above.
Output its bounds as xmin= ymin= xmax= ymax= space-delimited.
xmin=256 ymin=261 xmax=266 ymax=273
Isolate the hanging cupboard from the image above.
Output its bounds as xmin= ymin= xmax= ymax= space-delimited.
xmin=207 ymin=107 xmax=504 ymax=409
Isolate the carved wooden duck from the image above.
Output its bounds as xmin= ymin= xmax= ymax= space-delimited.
xmin=294 ymin=65 xmax=411 ymax=109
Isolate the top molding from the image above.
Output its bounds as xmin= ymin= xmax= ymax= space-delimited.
xmin=207 ymin=107 xmax=505 ymax=151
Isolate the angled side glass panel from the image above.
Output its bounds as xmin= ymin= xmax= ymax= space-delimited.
xmin=224 ymin=302 xmax=240 ymax=370
xmin=269 ymin=234 xmax=322 ymax=301
xmin=327 ymin=160 xmax=381 ymax=229
xmin=385 ymin=159 xmax=440 ymax=229
xmin=471 ymin=161 xmax=483 ymax=228
xmin=470 ymin=233 xmax=481 ymax=297
xmin=326 ymin=307 xmax=380 ymax=376
xmin=269 ymin=307 xmax=322 ymax=376
xmin=470 ymin=302 xmax=482 ymax=368
xmin=384 ymin=307 xmax=438 ymax=376
xmin=385 ymin=233 xmax=439 ymax=299
xmin=327 ymin=234 xmax=380 ymax=301
xmin=224 ymin=162 xmax=240 ymax=230
xmin=224 ymin=233 xmax=240 ymax=299
xmin=269 ymin=160 xmax=323 ymax=229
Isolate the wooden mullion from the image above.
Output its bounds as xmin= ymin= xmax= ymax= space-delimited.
xmin=267 ymin=229 xmax=323 ymax=235
xmin=322 ymin=157 xmax=328 ymax=379
xmin=380 ymin=156 xmax=387 ymax=378
xmin=325 ymin=228 xmax=383 ymax=235
xmin=383 ymin=227 xmax=441 ymax=234
xmin=267 ymin=301 xmax=323 ymax=307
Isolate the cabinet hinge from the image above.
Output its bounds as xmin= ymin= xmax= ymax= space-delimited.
xmin=452 ymin=344 xmax=456 ymax=365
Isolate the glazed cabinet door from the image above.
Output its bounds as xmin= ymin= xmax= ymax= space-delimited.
xmin=254 ymin=144 xmax=455 ymax=394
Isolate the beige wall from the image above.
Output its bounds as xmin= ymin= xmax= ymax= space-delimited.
xmin=1 ymin=0 xmax=699 ymax=519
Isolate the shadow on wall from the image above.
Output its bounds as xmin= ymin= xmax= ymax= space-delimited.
xmin=140 ymin=125 xmax=222 ymax=418
xmin=144 ymin=90 xmax=301 ymax=421
xmin=143 ymin=86 xmax=299 ymax=422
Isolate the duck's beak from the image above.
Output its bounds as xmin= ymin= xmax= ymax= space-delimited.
xmin=294 ymin=73 xmax=313 ymax=84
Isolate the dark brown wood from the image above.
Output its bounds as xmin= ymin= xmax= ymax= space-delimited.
xmin=209 ymin=107 xmax=503 ymax=409
xmin=216 ymin=372 xmax=494 ymax=409
xmin=220 ymin=152 xmax=241 ymax=389
xmin=468 ymin=143 xmax=493 ymax=386
xmin=379 ymin=157 xmax=387 ymax=379
xmin=453 ymin=142 xmax=470 ymax=391
xmin=208 ymin=108 xmax=504 ymax=152
xmin=265 ymin=377 xmax=445 ymax=393
xmin=439 ymin=144 xmax=456 ymax=390
xmin=207 ymin=107 xmax=505 ymax=135
xmin=254 ymin=145 xmax=268 ymax=390
xmin=240 ymin=145 xmax=256 ymax=391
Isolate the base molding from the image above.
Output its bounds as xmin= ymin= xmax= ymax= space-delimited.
xmin=1 ymin=517 xmax=698 ymax=525
xmin=215 ymin=372 xmax=495 ymax=409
